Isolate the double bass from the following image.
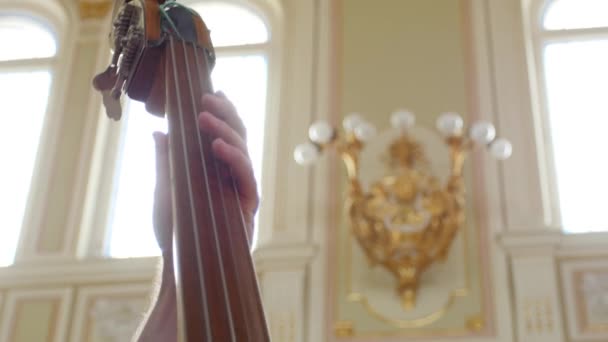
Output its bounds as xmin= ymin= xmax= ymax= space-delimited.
xmin=93 ymin=1 xmax=271 ymax=340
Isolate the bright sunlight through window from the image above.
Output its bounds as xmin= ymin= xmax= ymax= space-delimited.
xmin=544 ymin=41 xmax=608 ymax=233
xmin=191 ymin=2 xmax=269 ymax=47
xmin=0 ymin=16 xmax=56 ymax=266
xmin=0 ymin=16 xmax=56 ymax=61
xmin=544 ymin=0 xmax=608 ymax=31
xmin=541 ymin=2 xmax=608 ymax=233
xmin=107 ymin=2 xmax=269 ymax=258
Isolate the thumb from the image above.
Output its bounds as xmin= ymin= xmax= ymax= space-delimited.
xmin=153 ymin=132 xmax=173 ymax=253
xmin=153 ymin=132 xmax=169 ymax=177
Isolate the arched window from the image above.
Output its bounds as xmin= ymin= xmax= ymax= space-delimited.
xmin=106 ymin=1 xmax=270 ymax=258
xmin=543 ymin=0 xmax=608 ymax=30
xmin=0 ymin=15 xmax=57 ymax=266
xmin=536 ymin=0 xmax=608 ymax=233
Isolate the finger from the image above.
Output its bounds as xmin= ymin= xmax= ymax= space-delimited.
xmin=215 ymin=90 xmax=227 ymax=99
xmin=153 ymin=132 xmax=173 ymax=252
xmin=201 ymin=93 xmax=247 ymax=139
xmin=212 ymin=138 xmax=259 ymax=212
xmin=153 ymin=132 xmax=170 ymax=184
xmin=199 ymin=111 xmax=248 ymax=157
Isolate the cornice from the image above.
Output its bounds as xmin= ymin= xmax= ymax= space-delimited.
xmin=79 ymin=0 xmax=113 ymax=20
xmin=498 ymin=230 xmax=608 ymax=258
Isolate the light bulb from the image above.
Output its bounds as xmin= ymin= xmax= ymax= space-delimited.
xmin=489 ymin=138 xmax=512 ymax=160
xmin=343 ymin=113 xmax=364 ymax=132
xmin=469 ymin=121 xmax=496 ymax=145
xmin=391 ymin=110 xmax=416 ymax=131
xmin=436 ymin=112 xmax=464 ymax=137
xmin=294 ymin=142 xmax=320 ymax=165
xmin=354 ymin=122 xmax=377 ymax=142
xmin=308 ymin=120 xmax=334 ymax=144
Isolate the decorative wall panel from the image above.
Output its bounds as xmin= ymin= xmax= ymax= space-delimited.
xmin=507 ymin=254 xmax=565 ymax=342
xmin=561 ymin=258 xmax=608 ymax=341
xmin=0 ymin=288 xmax=72 ymax=342
xmin=69 ymin=283 xmax=151 ymax=342
xmin=329 ymin=0 xmax=494 ymax=339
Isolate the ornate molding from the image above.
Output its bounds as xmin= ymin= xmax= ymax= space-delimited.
xmin=334 ymin=321 xmax=354 ymax=338
xmin=91 ymin=298 xmax=147 ymax=341
xmin=0 ymin=258 xmax=157 ymax=287
xmin=522 ymin=297 xmax=555 ymax=335
xmin=500 ymin=230 xmax=608 ymax=258
xmin=253 ymin=243 xmax=318 ymax=272
xmin=79 ymin=0 xmax=113 ymax=20
xmin=270 ymin=311 xmax=296 ymax=342
xmin=576 ymin=270 xmax=608 ymax=333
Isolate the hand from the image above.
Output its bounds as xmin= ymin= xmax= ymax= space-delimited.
xmin=153 ymin=91 xmax=259 ymax=256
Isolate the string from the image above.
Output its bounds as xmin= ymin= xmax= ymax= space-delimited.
xmin=192 ymin=42 xmax=253 ymax=338
xmin=167 ymin=35 xmax=213 ymax=341
xmin=161 ymin=4 xmax=257 ymax=337
xmin=179 ymin=38 xmax=237 ymax=341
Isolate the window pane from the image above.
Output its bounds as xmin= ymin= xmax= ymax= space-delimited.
xmin=107 ymin=54 xmax=268 ymax=258
xmin=192 ymin=2 xmax=269 ymax=47
xmin=544 ymin=40 xmax=608 ymax=233
xmin=0 ymin=71 xmax=51 ymax=266
xmin=544 ymin=0 xmax=608 ymax=30
xmin=0 ymin=16 xmax=57 ymax=62
xmin=107 ymin=102 xmax=167 ymax=258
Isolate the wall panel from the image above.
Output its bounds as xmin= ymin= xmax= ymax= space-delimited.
xmin=0 ymin=288 xmax=72 ymax=342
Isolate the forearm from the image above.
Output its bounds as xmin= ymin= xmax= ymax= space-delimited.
xmin=134 ymin=254 xmax=177 ymax=342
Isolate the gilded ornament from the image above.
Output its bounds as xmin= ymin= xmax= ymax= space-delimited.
xmin=79 ymin=0 xmax=113 ymax=20
xmin=466 ymin=314 xmax=485 ymax=332
xmin=295 ymin=111 xmax=512 ymax=309
xmin=334 ymin=321 xmax=355 ymax=338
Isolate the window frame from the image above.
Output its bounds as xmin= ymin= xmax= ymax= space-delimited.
xmin=0 ymin=0 xmax=78 ymax=263
xmin=526 ymin=0 xmax=608 ymax=232
xmin=81 ymin=0 xmax=284 ymax=258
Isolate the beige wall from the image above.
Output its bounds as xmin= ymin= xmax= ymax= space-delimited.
xmin=330 ymin=0 xmax=608 ymax=341
xmin=340 ymin=0 xmax=468 ymax=128
xmin=333 ymin=0 xmax=488 ymax=338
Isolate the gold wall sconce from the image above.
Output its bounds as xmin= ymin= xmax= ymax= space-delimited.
xmin=294 ymin=110 xmax=512 ymax=309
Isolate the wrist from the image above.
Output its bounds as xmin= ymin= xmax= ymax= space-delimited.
xmin=160 ymin=252 xmax=176 ymax=290
xmin=244 ymin=215 xmax=255 ymax=248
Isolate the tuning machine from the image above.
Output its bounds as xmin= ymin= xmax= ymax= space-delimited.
xmin=93 ymin=2 xmax=144 ymax=120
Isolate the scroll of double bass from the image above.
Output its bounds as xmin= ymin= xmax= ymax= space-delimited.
xmin=93 ymin=1 xmax=271 ymax=340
